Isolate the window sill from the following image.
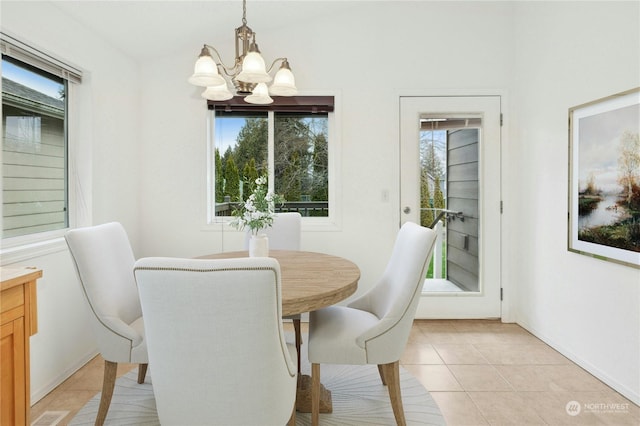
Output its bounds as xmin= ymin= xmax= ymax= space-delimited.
xmin=203 ymin=217 xmax=341 ymax=233
xmin=1 ymin=230 xmax=69 ymax=266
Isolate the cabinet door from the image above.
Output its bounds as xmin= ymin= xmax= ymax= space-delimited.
xmin=1 ymin=318 xmax=26 ymax=426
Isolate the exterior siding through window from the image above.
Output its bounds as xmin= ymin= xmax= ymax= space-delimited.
xmin=2 ymin=59 xmax=68 ymax=238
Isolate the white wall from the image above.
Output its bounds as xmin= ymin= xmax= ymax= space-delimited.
xmin=138 ymin=0 xmax=639 ymax=404
xmin=1 ymin=1 xmax=141 ymax=402
xmin=507 ymin=1 xmax=640 ymax=404
xmin=137 ymin=1 xmax=514 ymax=296
xmin=2 ymin=0 xmax=638 ymax=407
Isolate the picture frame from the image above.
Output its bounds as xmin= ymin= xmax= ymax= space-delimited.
xmin=568 ymin=87 xmax=640 ymax=269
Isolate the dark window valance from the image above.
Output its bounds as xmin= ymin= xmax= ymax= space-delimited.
xmin=207 ymin=96 xmax=334 ymax=113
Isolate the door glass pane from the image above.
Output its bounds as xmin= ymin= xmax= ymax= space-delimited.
xmin=420 ymin=116 xmax=481 ymax=292
xmin=420 ymin=125 xmax=447 ymax=278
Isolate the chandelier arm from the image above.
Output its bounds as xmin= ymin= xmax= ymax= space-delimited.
xmin=218 ymin=63 xmax=243 ymax=79
xmin=204 ymin=44 xmax=241 ymax=75
xmin=265 ymin=57 xmax=288 ymax=74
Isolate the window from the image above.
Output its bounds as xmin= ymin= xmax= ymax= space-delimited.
xmin=208 ymin=96 xmax=335 ymax=222
xmin=1 ymin=34 xmax=81 ymax=239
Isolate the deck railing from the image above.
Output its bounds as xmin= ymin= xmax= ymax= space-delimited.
xmin=423 ymin=208 xmax=463 ymax=279
xmin=431 ymin=221 xmax=444 ymax=279
xmin=215 ymin=201 xmax=329 ymax=217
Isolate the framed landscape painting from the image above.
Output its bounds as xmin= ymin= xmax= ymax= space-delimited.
xmin=568 ymin=88 xmax=640 ymax=269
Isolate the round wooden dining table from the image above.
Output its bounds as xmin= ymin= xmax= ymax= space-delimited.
xmin=199 ymin=250 xmax=360 ymax=317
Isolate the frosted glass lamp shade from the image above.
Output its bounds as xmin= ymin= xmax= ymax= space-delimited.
xmin=237 ymin=51 xmax=272 ymax=83
xmin=244 ymin=83 xmax=273 ymax=104
xmin=269 ymin=66 xmax=297 ymax=96
xmin=201 ymin=83 xmax=233 ymax=101
xmin=189 ymin=54 xmax=225 ymax=87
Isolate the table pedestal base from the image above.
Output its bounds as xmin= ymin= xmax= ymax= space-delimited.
xmin=295 ymin=375 xmax=332 ymax=413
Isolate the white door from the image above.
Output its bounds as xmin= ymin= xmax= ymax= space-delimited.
xmin=400 ymin=96 xmax=502 ymax=318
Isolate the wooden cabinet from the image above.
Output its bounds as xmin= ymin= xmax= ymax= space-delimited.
xmin=1 ymin=267 xmax=41 ymax=426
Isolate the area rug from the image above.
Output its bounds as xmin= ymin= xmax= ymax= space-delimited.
xmin=70 ymin=337 xmax=445 ymax=425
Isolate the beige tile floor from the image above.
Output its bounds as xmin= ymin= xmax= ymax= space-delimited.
xmin=31 ymin=320 xmax=639 ymax=425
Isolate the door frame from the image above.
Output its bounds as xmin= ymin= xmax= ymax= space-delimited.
xmin=395 ymin=89 xmax=513 ymax=322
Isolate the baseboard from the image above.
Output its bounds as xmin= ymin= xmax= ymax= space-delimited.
xmin=31 ymin=350 xmax=98 ymax=405
xmin=517 ymin=320 xmax=639 ymax=406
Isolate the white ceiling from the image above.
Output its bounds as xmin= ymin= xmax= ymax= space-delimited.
xmin=50 ymin=0 xmax=360 ymax=61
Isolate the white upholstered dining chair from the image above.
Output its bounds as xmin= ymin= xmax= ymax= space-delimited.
xmin=244 ymin=211 xmax=304 ymax=371
xmin=134 ymin=256 xmax=297 ymax=426
xmin=65 ymin=222 xmax=148 ymax=426
xmin=308 ymin=221 xmax=437 ymax=426
xmin=243 ymin=211 xmax=302 ymax=250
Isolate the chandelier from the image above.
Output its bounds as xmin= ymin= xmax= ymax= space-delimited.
xmin=188 ymin=0 xmax=298 ymax=105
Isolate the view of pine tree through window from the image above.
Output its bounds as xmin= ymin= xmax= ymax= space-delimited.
xmin=213 ymin=110 xmax=329 ymax=218
xmin=420 ymin=129 xmax=447 ymax=228
xmin=420 ymin=128 xmax=447 ymax=277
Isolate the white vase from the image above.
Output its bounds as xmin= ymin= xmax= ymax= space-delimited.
xmin=249 ymin=234 xmax=269 ymax=257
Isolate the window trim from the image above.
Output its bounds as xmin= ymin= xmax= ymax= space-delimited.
xmin=205 ymin=92 xmax=342 ymax=232
xmin=1 ymin=34 xmax=84 ymax=264
xmin=1 ymin=31 xmax=82 ymax=84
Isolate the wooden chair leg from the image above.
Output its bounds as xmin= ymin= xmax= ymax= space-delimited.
xmin=287 ymin=402 xmax=296 ymax=426
xmin=311 ymin=363 xmax=320 ymax=426
xmin=382 ymin=361 xmax=406 ymax=426
xmin=96 ymin=360 xmax=118 ymax=426
xmin=378 ymin=364 xmax=387 ymax=385
xmin=138 ymin=363 xmax=148 ymax=384
xmin=293 ymin=318 xmax=302 ymax=374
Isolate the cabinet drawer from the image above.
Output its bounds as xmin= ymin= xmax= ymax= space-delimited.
xmin=1 ymin=285 xmax=25 ymax=316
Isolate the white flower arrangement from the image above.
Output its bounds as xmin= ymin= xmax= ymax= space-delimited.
xmin=230 ymin=175 xmax=285 ymax=235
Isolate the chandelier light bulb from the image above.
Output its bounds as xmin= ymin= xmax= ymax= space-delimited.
xmin=269 ymin=61 xmax=297 ymax=97
xmin=245 ymin=82 xmax=273 ymax=105
xmin=237 ymin=50 xmax=272 ymax=83
xmin=201 ymin=83 xmax=233 ymax=101
xmin=188 ymin=50 xmax=225 ymax=87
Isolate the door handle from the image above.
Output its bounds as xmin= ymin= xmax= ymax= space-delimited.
xmin=403 ymin=206 xmax=411 ymax=214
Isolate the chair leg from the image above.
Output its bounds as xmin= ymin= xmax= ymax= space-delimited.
xmin=382 ymin=361 xmax=406 ymax=426
xmin=96 ymin=360 xmax=118 ymax=426
xmin=287 ymin=402 xmax=296 ymax=426
xmin=311 ymin=363 xmax=320 ymax=426
xmin=293 ymin=318 xmax=302 ymax=374
xmin=138 ymin=363 xmax=148 ymax=384
xmin=378 ymin=364 xmax=387 ymax=385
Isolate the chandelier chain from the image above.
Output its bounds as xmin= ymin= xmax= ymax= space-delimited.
xmin=242 ymin=0 xmax=247 ymax=26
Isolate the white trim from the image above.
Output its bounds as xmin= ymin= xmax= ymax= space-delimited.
xmin=1 ymin=35 xmax=90 ymax=245
xmin=206 ymin=107 xmax=215 ymax=224
xmin=397 ymin=90 xmax=507 ymax=320
xmin=31 ymin=349 xmax=98 ymax=404
xmin=205 ymin=89 xmax=343 ymax=233
xmin=0 ymin=233 xmax=68 ymax=266
xmin=1 ymin=31 xmax=82 ymax=83
xmin=518 ymin=319 xmax=640 ymax=405
xmin=66 ymin=81 xmax=91 ymax=229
